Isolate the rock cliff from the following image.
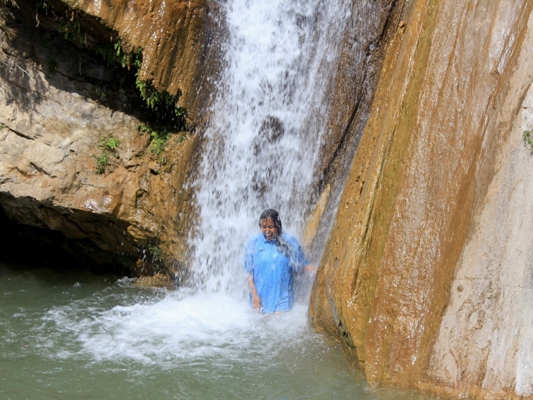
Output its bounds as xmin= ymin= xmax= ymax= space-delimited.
xmin=0 ymin=0 xmax=218 ymax=279
xmin=310 ymin=1 xmax=533 ymax=398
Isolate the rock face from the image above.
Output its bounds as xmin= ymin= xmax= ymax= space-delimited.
xmin=0 ymin=0 xmax=209 ymax=277
xmin=306 ymin=1 xmax=402 ymax=258
xmin=61 ymin=0 xmax=216 ymax=119
xmin=310 ymin=1 xmax=533 ymax=398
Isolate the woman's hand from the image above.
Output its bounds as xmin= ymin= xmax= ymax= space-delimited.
xmin=251 ymin=293 xmax=262 ymax=311
xmin=304 ymin=264 xmax=317 ymax=273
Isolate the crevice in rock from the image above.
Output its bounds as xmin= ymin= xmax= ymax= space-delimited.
xmin=0 ymin=200 xmax=134 ymax=275
xmin=3 ymin=123 xmax=34 ymax=140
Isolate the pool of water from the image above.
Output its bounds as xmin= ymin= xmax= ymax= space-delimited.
xmin=0 ymin=262 xmax=435 ymax=399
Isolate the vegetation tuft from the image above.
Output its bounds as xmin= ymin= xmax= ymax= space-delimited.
xmin=147 ymin=244 xmax=162 ymax=263
xmin=100 ymin=136 xmax=121 ymax=152
xmin=523 ymin=129 xmax=533 ymax=155
xmin=139 ymin=124 xmax=171 ymax=155
xmin=94 ymin=136 xmax=121 ymax=174
xmin=94 ymin=152 xmax=109 ymax=175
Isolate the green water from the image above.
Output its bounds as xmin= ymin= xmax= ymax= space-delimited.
xmin=0 ymin=263 xmax=436 ymax=400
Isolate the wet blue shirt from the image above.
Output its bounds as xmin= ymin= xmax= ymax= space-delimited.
xmin=245 ymin=232 xmax=309 ymax=314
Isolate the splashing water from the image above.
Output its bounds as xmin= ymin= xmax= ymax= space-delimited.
xmin=191 ymin=0 xmax=352 ymax=296
xmin=1 ymin=264 xmax=435 ymax=399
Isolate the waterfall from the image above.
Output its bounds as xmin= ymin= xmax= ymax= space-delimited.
xmin=190 ymin=0 xmax=352 ymax=296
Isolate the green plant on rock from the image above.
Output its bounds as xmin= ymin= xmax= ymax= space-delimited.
xmin=100 ymin=136 xmax=121 ymax=152
xmin=147 ymin=244 xmax=162 ymax=263
xmin=94 ymin=152 xmax=109 ymax=175
xmin=135 ymin=74 xmax=176 ymax=110
xmin=150 ymin=130 xmax=170 ymax=155
xmin=106 ymin=40 xmax=142 ymax=70
xmin=139 ymin=124 xmax=171 ymax=155
xmin=523 ymin=129 xmax=533 ymax=155
xmin=94 ymin=136 xmax=120 ymax=174
xmin=58 ymin=17 xmax=82 ymax=44
xmin=114 ymin=41 xmax=126 ymax=66
xmin=96 ymin=44 xmax=116 ymax=68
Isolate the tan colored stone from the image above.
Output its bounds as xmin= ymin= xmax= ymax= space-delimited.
xmin=311 ymin=1 xmax=533 ymax=398
xmin=0 ymin=14 xmax=200 ymax=278
xmin=65 ymin=0 xmax=213 ymax=120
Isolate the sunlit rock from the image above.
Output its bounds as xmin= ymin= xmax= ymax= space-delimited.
xmin=0 ymin=0 xmax=203 ymax=277
xmin=311 ymin=1 xmax=533 ymax=398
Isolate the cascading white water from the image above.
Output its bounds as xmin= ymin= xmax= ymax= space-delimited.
xmin=191 ymin=0 xmax=352 ymax=296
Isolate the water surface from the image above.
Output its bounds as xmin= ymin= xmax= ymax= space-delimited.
xmin=0 ymin=262 xmax=436 ymax=399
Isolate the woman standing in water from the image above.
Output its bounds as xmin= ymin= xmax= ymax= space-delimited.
xmin=245 ymin=209 xmax=315 ymax=314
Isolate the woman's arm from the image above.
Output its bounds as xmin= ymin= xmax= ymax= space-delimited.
xmin=247 ymin=274 xmax=261 ymax=311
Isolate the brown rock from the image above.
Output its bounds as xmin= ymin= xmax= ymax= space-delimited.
xmin=311 ymin=1 xmax=533 ymax=398
xmin=0 ymin=10 xmax=200 ymax=278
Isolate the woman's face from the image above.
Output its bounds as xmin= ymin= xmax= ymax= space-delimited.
xmin=260 ymin=218 xmax=278 ymax=241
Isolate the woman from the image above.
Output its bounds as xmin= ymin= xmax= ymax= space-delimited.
xmin=245 ymin=209 xmax=315 ymax=314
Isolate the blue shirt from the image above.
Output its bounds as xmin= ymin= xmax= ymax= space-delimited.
xmin=245 ymin=232 xmax=309 ymax=313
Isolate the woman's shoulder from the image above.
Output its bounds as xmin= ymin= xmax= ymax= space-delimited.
xmin=247 ymin=233 xmax=264 ymax=246
xmin=282 ymin=232 xmax=301 ymax=246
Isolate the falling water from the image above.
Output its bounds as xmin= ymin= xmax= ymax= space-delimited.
xmin=191 ymin=0 xmax=352 ymax=296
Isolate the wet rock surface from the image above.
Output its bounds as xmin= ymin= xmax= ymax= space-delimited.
xmin=311 ymin=1 xmax=533 ymax=398
xmin=306 ymin=0 xmax=403 ymax=259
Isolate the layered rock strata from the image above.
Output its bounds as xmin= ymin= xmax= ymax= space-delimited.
xmin=0 ymin=0 xmax=212 ymax=278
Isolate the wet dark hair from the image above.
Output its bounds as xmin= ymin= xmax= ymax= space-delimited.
xmin=259 ymin=209 xmax=283 ymax=234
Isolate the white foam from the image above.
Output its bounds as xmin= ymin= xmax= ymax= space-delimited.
xmin=40 ymin=285 xmax=313 ymax=368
